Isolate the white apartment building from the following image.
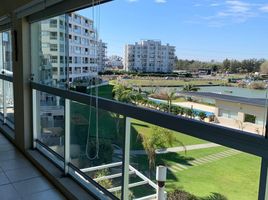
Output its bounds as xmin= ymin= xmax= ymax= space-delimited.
xmin=39 ymin=13 xmax=106 ymax=85
xmin=96 ymin=39 xmax=107 ymax=72
xmin=124 ymin=40 xmax=175 ymax=73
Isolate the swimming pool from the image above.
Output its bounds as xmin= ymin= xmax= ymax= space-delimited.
xmin=148 ymin=97 xmax=214 ymax=116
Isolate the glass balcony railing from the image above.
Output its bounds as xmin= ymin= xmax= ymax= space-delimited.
xmin=31 ymin=82 xmax=263 ymax=200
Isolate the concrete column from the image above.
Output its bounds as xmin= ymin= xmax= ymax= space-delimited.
xmin=12 ymin=17 xmax=32 ymax=151
xmin=237 ymin=112 xmax=245 ymax=122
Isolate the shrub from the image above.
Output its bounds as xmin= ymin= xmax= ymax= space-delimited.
xmin=248 ymin=82 xmax=266 ymax=90
xmin=167 ymin=190 xmax=228 ymax=200
xmin=209 ymin=114 xmax=215 ymax=122
xmin=198 ymin=111 xmax=207 ymax=120
xmin=167 ymin=189 xmax=198 ymax=200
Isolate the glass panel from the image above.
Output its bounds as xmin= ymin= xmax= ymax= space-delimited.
xmin=0 ymin=80 xmax=3 ymax=119
xmin=69 ymin=100 xmax=124 ymax=199
xmin=5 ymin=81 xmax=14 ymax=125
xmin=36 ymin=91 xmax=65 ymax=158
xmin=31 ymin=15 xmax=68 ymax=88
xmin=86 ymin=0 xmax=268 ymax=137
xmin=0 ymin=30 xmax=13 ymax=74
xmin=128 ymin=120 xmax=261 ymax=200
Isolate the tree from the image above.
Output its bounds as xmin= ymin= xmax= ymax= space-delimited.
xmin=112 ymin=84 xmax=132 ymax=137
xmin=139 ymin=126 xmax=182 ymax=176
xmin=182 ymin=84 xmax=200 ymax=92
xmin=222 ymin=59 xmax=231 ymax=72
xmin=112 ymin=84 xmax=132 ymax=103
xmin=185 ymin=108 xmax=194 ymax=118
xmin=260 ymin=61 xmax=268 ymax=74
xmin=198 ymin=112 xmax=207 ymax=121
xmin=166 ymin=91 xmax=176 ymax=113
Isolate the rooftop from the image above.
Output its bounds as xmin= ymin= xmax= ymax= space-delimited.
xmin=179 ymin=91 xmax=267 ymax=107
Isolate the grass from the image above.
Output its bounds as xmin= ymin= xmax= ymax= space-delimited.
xmin=131 ymin=146 xmax=260 ymax=200
xmin=111 ymin=79 xmax=227 ymax=87
xmin=130 ymin=119 xmax=207 ymax=150
xmin=165 ymin=150 xmax=260 ymax=200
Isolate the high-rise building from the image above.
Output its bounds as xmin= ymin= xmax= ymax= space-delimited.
xmin=39 ymin=13 xmax=106 ymax=85
xmin=124 ymin=40 xmax=175 ymax=73
xmin=96 ymin=39 xmax=107 ymax=72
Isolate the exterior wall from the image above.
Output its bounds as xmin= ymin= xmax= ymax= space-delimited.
xmin=124 ymin=40 xmax=175 ymax=73
xmin=40 ymin=13 xmax=107 ymax=84
xmin=215 ymin=99 xmax=265 ymax=135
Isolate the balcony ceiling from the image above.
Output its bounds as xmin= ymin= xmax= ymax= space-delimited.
xmin=0 ymin=0 xmax=33 ymax=16
xmin=0 ymin=0 xmax=111 ymax=17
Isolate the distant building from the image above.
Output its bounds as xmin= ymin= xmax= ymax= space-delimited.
xmin=96 ymin=40 xmax=107 ymax=72
xmin=180 ymin=92 xmax=265 ymax=135
xmin=124 ymin=40 xmax=175 ymax=73
xmin=106 ymin=55 xmax=123 ymax=70
xmin=198 ymin=68 xmax=212 ymax=75
xmin=39 ymin=13 xmax=107 ymax=84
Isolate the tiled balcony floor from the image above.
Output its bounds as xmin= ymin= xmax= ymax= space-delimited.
xmin=0 ymin=133 xmax=66 ymax=200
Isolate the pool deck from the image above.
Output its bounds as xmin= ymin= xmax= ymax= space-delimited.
xmin=173 ymin=102 xmax=216 ymax=113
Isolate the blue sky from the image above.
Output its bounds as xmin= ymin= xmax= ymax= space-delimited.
xmin=78 ymin=0 xmax=268 ymax=61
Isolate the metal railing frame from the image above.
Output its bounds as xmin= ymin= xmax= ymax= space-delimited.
xmin=31 ymin=81 xmax=268 ymax=200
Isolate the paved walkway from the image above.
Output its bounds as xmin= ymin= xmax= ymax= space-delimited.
xmin=167 ymin=149 xmax=241 ymax=173
xmin=121 ymin=143 xmax=220 ymax=155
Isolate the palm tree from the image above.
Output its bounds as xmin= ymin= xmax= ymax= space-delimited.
xmin=166 ymin=91 xmax=176 ymax=113
xmin=182 ymin=84 xmax=200 ymax=92
xmin=139 ymin=126 xmax=184 ymax=177
xmin=112 ymin=84 xmax=132 ymax=103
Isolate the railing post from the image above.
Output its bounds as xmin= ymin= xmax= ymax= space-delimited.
xmin=32 ymin=89 xmax=39 ymax=148
xmin=156 ymin=165 xmax=167 ymax=200
xmin=122 ymin=117 xmax=131 ymax=200
xmin=259 ymin=158 xmax=268 ymax=200
xmin=64 ymin=99 xmax=71 ymax=175
xmin=3 ymin=80 xmax=6 ymax=124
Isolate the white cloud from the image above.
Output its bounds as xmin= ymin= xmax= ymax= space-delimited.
xmin=155 ymin=0 xmax=167 ymax=3
xmin=260 ymin=5 xmax=268 ymax=12
xmin=210 ymin=3 xmax=221 ymax=7
xmin=194 ymin=3 xmax=202 ymax=7
xmin=127 ymin=0 xmax=138 ymax=2
xmin=185 ymin=0 xmax=268 ymax=28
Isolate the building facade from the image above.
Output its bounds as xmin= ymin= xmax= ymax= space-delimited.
xmin=124 ymin=40 xmax=175 ymax=73
xmin=40 ymin=13 xmax=106 ymax=85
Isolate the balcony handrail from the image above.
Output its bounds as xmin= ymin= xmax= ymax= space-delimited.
xmin=31 ymin=81 xmax=268 ymax=159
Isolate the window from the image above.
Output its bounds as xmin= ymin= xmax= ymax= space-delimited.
xmin=0 ymin=31 xmax=14 ymax=131
xmin=49 ymin=19 xmax=57 ymax=28
xmin=51 ymin=56 xmax=58 ymax=63
xmin=50 ymin=44 xmax=58 ymax=51
xmin=50 ymin=32 xmax=57 ymax=40
xmin=60 ymin=56 xmax=64 ymax=64
xmin=245 ymin=114 xmax=256 ymax=124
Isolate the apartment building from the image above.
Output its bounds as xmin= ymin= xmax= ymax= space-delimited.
xmin=124 ymin=40 xmax=175 ymax=73
xmin=96 ymin=39 xmax=107 ymax=72
xmin=39 ymin=13 xmax=106 ymax=85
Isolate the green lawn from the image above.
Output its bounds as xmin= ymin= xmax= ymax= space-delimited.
xmin=131 ymin=146 xmax=260 ymax=200
xmin=166 ymin=149 xmax=260 ymax=200
xmin=130 ymin=119 xmax=207 ymax=150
